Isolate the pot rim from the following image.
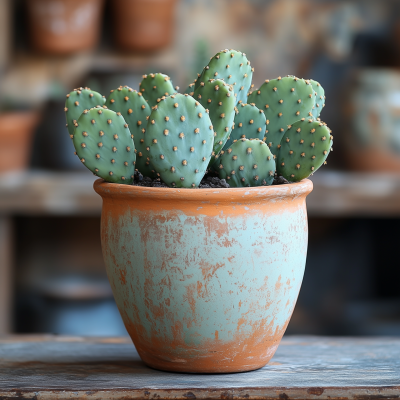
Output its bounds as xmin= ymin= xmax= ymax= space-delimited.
xmin=93 ymin=178 xmax=313 ymax=203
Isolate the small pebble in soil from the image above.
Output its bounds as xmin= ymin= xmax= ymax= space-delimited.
xmin=131 ymin=171 xmax=289 ymax=188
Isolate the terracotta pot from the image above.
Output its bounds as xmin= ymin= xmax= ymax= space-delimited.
xmin=27 ymin=0 xmax=104 ymax=55
xmin=112 ymin=0 xmax=177 ymax=52
xmin=345 ymin=69 xmax=400 ymax=172
xmin=94 ymin=179 xmax=313 ymax=373
xmin=0 ymin=112 xmax=38 ymax=173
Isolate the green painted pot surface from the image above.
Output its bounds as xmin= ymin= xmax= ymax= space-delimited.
xmin=94 ymin=179 xmax=313 ymax=373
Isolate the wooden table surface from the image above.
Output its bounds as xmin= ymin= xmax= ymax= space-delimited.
xmin=0 ymin=335 xmax=399 ymax=400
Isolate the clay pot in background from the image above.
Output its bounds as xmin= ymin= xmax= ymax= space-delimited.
xmin=112 ymin=0 xmax=177 ymax=52
xmin=27 ymin=0 xmax=104 ymax=55
xmin=345 ymin=69 xmax=400 ymax=172
xmin=0 ymin=112 xmax=38 ymax=173
xmin=94 ymin=179 xmax=313 ymax=373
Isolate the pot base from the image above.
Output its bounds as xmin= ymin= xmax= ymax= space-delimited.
xmin=138 ymin=348 xmax=278 ymax=374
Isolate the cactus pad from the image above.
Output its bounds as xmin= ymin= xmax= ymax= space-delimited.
xmin=193 ymin=78 xmax=236 ymax=161
xmin=194 ymin=49 xmax=253 ymax=105
xmin=105 ymin=86 xmax=154 ymax=177
xmin=218 ymin=138 xmax=276 ymax=187
xmin=144 ymin=93 xmax=214 ymax=188
xmin=247 ymin=76 xmax=314 ymax=157
xmin=277 ymin=118 xmax=332 ymax=182
xmin=139 ymin=73 xmax=176 ymax=107
xmin=73 ymin=106 xmax=136 ymax=184
xmin=223 ymin=103 xmax=266 ymax=150
xmin=309 ymin=79 xmax=325 ymax=119
xmin=65 ymin=87 xmax=105 ymax=138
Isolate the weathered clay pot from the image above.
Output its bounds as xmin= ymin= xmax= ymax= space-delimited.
xmin=0 ymin=112 xmax=38 ymax=173
xmin=112 ymin=0 xmax=177 ymax=52
xmin=27 ymin=0 xmax=104 ymax=55
xmin=94 ymin=179 xmax=313 ymax=373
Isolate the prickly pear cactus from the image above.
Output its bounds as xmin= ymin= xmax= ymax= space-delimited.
xmin=65 ymin=87 xmax=105 ymax=138
xmin=144 ymin=93 xmax=214 ymax=188
xmin=193 ymin=79 xmax=236 ymax=161
xmin=277 ymin=118 xmax=332 ymax=182
xmin=73 ymin=106 xmax=136 ymax=184
xmin=139 ymin=73 xmax=176 ymax=107
xmin=224 ymin=103 xmax=266 ymax=150
xmin=105 ymin=86 xmax=154 ymax=177
xmin=248 ymin=76 xmax=314 ymax=157
xmin=184 ymin=81 xmax=196 ymax=96
xmin=194 ymin=49 xmax=253 ymax=105
xmin=309 ymin=79 xmax=325 ymax=119
xmin=218 ymin=138 xmax=276 ymax=187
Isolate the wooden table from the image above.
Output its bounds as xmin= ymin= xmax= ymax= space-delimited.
xmin=0 ymin=335 xmax=399 ymax=400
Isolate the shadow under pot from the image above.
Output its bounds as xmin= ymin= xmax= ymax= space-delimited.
xmin=112 ymin=0 xmax=177 ymax=52
xmin=27 ymin=0 xmax=104 ymax=55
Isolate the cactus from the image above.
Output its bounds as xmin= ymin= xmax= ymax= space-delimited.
xmin=72 ymin=106 xmax=136 ymax=184
xmin=144 ymin=93 xmax=214 ymax=188
xmin=139 ymin=73 xmax=177 ymax=107
xmin=247 ymin=76 xmax=314 ymax=157
xmin=65 ymin=49 xmax=332 ymax=187
xmin=218 ymin=138 xmax=276 ymax=187
xmin=224 ymin=103 xmax=266 ymax=150
xmin=65 ymin=87 xmax=105 ymax=138
xmin=184 ymin=81 xmax=196 ymax=96
xmin=194 ymin=49 xmax=253 ymax=105
xmin=193 ymin=78 xmax=236 ymax=163
xmin=276 ymin=117 xmax=332 ymax=182
xmin=105 ymin=85 xmax=155 ymax=178
xmin=309 ymin=79 xmax=325 ymax=119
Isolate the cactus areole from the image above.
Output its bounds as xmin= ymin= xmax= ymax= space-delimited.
xmin=65 ymin=49 xmax=330 ymax=372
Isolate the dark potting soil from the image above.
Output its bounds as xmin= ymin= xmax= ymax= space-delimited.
xmin=131 ymin=171 xmax=290 ymax=188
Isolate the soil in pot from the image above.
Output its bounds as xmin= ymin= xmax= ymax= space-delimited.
xmin=27 ymin=0 xmax=104 ymax=55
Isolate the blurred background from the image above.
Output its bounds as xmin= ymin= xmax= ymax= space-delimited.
xmin=1 ymin=0 xmax=400 ymax=337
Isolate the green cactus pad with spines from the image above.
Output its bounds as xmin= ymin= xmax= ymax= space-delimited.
xmin=309 ymin=79 xmax=325 ymax=119
xmin=184 ymin=81 xmax=196 ymax=96
xmin=65 ymin=87 xmax=105 ymax=138
xmin=193 ymin=78 xmax=236 ymax=161
xmin=105 ymin=85 xmax=154 ymax=177
xmin=144 ymin=93 xmax=214 ymax=188
xmin=194 ymin=49 xmax=253 ymax=105
xmin=223 ymin=103 xmax=266 ymax=150
xmin=247 ymin=76 xmax=314 ymax=157
xmin=218 ymin=138 xmax=276 ymax=187
xmin=139 ymin=73 xmax=176 ymax=108
xmin=73 ymin=106 xmax=136 ymax=184
xmin=277 ymin=118 xmax=332 ymax=182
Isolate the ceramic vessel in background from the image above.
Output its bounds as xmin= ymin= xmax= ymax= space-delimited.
xmin=94 ymin=179 xmax=313 ymax=373
xmin=112 ymin=0 xmax=177 ymax=52
xmin=0 ymin=112 xmax=38 ymax=173
xmin=345 ymin=69 xmax=400 ymax=172
xmin=27 ymin=0 xmax=104 ymax=55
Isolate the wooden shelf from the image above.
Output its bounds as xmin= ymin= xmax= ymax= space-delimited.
xmin=1 ymin=170 xmax=400 ymax=217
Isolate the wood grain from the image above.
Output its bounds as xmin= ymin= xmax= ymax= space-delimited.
xmin=0 ymin=335 xmax=398 ymax=399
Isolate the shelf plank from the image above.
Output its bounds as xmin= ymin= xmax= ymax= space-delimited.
xmin=0 ymin=335 xmax=399 ymax=399
xmin=309 ymin=171 xmax=400 ymax=217
xmin=0 ymin=171 xmax=101 ymax=215
xmin=1 ymin=170 xmax=400 ymax=216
